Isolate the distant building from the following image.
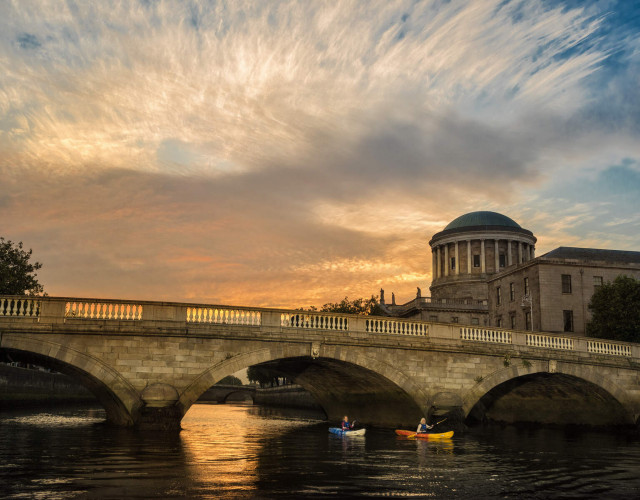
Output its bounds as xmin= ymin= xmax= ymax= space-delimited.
xmin=487 ymin=247 xmax=640 ymax=335
xmin=383 ymin=211 xmax=640 ymax=335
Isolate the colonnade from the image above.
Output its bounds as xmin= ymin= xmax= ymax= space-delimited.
xmin=432 ymin=238 xmax=535 ymax=279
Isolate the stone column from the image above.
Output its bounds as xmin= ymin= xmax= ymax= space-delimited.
xmin=444 ymin=244 xmax=449 ymax=277
xmin=526 ymin=244 xmax=531 ymax=261
xmin=518 ymin=242 xmax=523 ymax=264
xmin=494 ymin=240 xmax=499 ymax=272
xmin=480 ymin=239 xmax=486 ymax=273
xmin=531 ymin=246 xmax=535 ymax=259
xmin=467 ymin=240 xmax=472 ymax=274
xmin=454 ymin=241 xmax=459 ymax=275
xmin=436 ymin=246 xmax=441 ymax=279
xmin=507 ymin=240 xmax=512 ymax=266
xmin=432 ymin=250 xmax=437 ymax=280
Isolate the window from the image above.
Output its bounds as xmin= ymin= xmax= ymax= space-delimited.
xmin=451 ymin=257 xmax=456 ymax=270
xmin=496 ymin=286 xmax=502 ymax=305
xmin=510 ymin=314 xmax=516 ymax=329
xmin=451 ymin=317 xmax=459 ymax=323
xmin=509 ymin=283 xmax=515 ymax=301
xmin=429 ymin=315 xmax=438 ymax=322
xmin=473 ymin=255 xmax=480 ymax=268
xmin=524 ymin=277 xmax=529 ymax=296
xmin=563 ymin=310 xmax=574 ymax=332
xmin=471 ymin=317 xmax=479 ymax=325
xmin=525 ymin=311 xmax=531 ymax=330
xmin=496 ymin=317 xmax=502 ymax=328
xmin=561 ymin=274 xmax=572 ymax=294
xmin=593 ymin=276 xmax=603 ymax=289
xmin=499 ymin=253 xmax=506 ymax=268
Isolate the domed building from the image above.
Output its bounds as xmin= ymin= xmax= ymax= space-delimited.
xmin=429 ymin=211 xmax=537 ymax=301
xmin=382 ymin=210 xmax=640 ymax=335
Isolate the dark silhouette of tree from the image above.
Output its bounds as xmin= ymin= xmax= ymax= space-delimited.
xmin=587 ymin=275 xmax=640 ymax=343
xmin=247 ymin=365 xmax=288 ymax=387
xmin=301 ymin=295 xmax=382 ymax=315
xmin=0 ymin=238 xmax=45 ymax=296
xmin=216 ymin=375 xmax=243 ymax=386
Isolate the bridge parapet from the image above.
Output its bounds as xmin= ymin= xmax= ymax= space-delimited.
xmin=1 ymin=295 xmax=639 ymax=360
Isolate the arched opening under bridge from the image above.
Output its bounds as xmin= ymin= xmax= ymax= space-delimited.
xmin=466 ymin=372 xmax=632 ymax=427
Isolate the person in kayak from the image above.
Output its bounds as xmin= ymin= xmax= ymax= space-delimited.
xmin=416 ymin=418 xmax=433 ymax=434
xmin=341 ymin=415 xmax=355 ymax=431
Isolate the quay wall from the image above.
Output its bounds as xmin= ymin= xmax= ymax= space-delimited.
xmin=0 ymin=363 xmax=95 ymax=405
xmin=254 ymin=385 xmax=323 ymax=411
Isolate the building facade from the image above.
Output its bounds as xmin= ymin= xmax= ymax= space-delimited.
xmin=384 ymin=211 xmax=640 ymax=336
xmin=487 ymin=247 xmax=640 ymax=335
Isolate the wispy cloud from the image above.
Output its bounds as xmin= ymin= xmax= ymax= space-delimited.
xmin=0 ymin=0 xmax=638 ymax=306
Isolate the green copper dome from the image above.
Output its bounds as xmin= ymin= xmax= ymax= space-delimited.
xmin=444 ymin=211 xmax=521 ymax=230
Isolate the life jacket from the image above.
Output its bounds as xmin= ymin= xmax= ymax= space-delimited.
xmin=341 ymin=421 xmax=352 ymax=430
xmin=418 ymin=423 xmax=428 ymax=433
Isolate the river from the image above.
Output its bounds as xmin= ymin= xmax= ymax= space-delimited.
xmin=1 ymin=403 xmax=639 ymax=499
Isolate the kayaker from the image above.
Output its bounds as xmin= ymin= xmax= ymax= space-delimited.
xmin=341 ymin=415 xmax=354 ymax=431
xmin=416 ymin=417 xmax=433 ymax=434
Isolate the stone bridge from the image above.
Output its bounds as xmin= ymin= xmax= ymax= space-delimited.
xmin=1 ymin=296 xmax=639 ymax=430
xmin=198 ymin=384 xmax=256 ymax=403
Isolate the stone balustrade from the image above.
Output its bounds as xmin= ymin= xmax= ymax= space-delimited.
xmin=187 ymin=307 xmax=261 ymax=326
xmin=587 ymin=340 xmax=632 ymax=357
xmin=526 ymin=333 xmax=574 ymax=350
xmin=460 ymin=327 xmax=512 ymax=344
xmin=1 ymin=295 xmax=639 ymax=360
xmin=365 ymin=318 xmax=428 ymax=336
xmin=0 ymin=297 xmax=40 ymax=317
xmin=65 ymin=300 xmax=144 ymax=320
xmin=280 ymin=312 xmax=348 ymax=331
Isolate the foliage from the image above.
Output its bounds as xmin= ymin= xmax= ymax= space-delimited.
xmin=586 ymin=275 xmax=640 ymax=343
xmin=0 ymin=238 xmax=45 ymax=296
xmin=216 ymin=375 xmax=243 ymax=386
xmin=247 ymin=365 xmax=288 ymax=387
xmin=314 ymin=295 xmax=383 ymax=315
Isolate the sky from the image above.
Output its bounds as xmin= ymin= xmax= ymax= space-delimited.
xmin=1 ymin=0 xmax=639 ymax=309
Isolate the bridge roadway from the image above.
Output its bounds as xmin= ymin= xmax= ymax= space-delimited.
xmin=1 ymin=296 xmax=639 ymax=430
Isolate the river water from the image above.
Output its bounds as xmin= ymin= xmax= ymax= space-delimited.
xmin=1 ymin=403 xmax=639 ymax=499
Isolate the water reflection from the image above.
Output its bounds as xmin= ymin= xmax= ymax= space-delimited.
xmin=1 ymin=403 xmax=639 ymax=499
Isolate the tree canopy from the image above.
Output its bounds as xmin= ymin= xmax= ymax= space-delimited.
xmin=0 ymin=238 xmax=45 ymax=296
xmin=586 ymin=275 xmax=640 ymax=343
xmin=216 ymin=375 xmax=243 ymax=386
xmin=247 ymin=365 xmax=288 ymax=387
xmin=304 ymin=295 xmax=382 ymax=315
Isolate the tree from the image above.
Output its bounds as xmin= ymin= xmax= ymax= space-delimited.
xmin=0 ymin=238 xmax=45 ymax=296
xmin=247 ymin=365 xmax=278 ymax=387
xmin=586 ymin=275 xmax=640 ymax=343
xmin=318 ymin=295 xmax=383 ymax=315
xmin=216 ymin=375 xmax=243 ymax=386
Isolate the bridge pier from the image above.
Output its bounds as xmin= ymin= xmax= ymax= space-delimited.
xmin=137 ymin=383 xmax=183 ymax=431
xmin=135 ymin=405 xmax=183 ymax=431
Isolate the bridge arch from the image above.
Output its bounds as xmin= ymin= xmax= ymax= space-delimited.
xmin=179 ymin=343 xmax=430 ymax=427
xmin=462 ymin=360 xmax=636 ymax=426
xmin=1 ymin=335 xmax=143 ymax=426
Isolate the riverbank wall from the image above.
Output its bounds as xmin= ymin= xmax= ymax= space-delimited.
xmin=0 ymin=363 xmax=96 ymax=407
xmin=254 ymin=385 xmax=322 ymax=410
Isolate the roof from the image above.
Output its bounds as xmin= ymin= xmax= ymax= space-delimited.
xmin=444 ymin=211 xmax=521 ymax=230
xmin=541 ymin=247 xmax=640 ymax=265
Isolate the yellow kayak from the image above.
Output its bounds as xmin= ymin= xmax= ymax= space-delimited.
xmin=395 ymin=429 xmax=454 ymax=439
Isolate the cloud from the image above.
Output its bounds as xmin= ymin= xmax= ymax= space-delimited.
xmin=0 ymin=1 xmax=638 ymax=307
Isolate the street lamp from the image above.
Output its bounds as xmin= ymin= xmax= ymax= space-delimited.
xmin=521 ymin=294 xmax=533 ymax=331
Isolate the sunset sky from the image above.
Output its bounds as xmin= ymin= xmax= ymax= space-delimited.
xmin=1 ymin=0 xmax=639 ymax=308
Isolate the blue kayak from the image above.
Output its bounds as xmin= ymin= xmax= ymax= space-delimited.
xmin=329 ymin=427 xmax=366 ymax=436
